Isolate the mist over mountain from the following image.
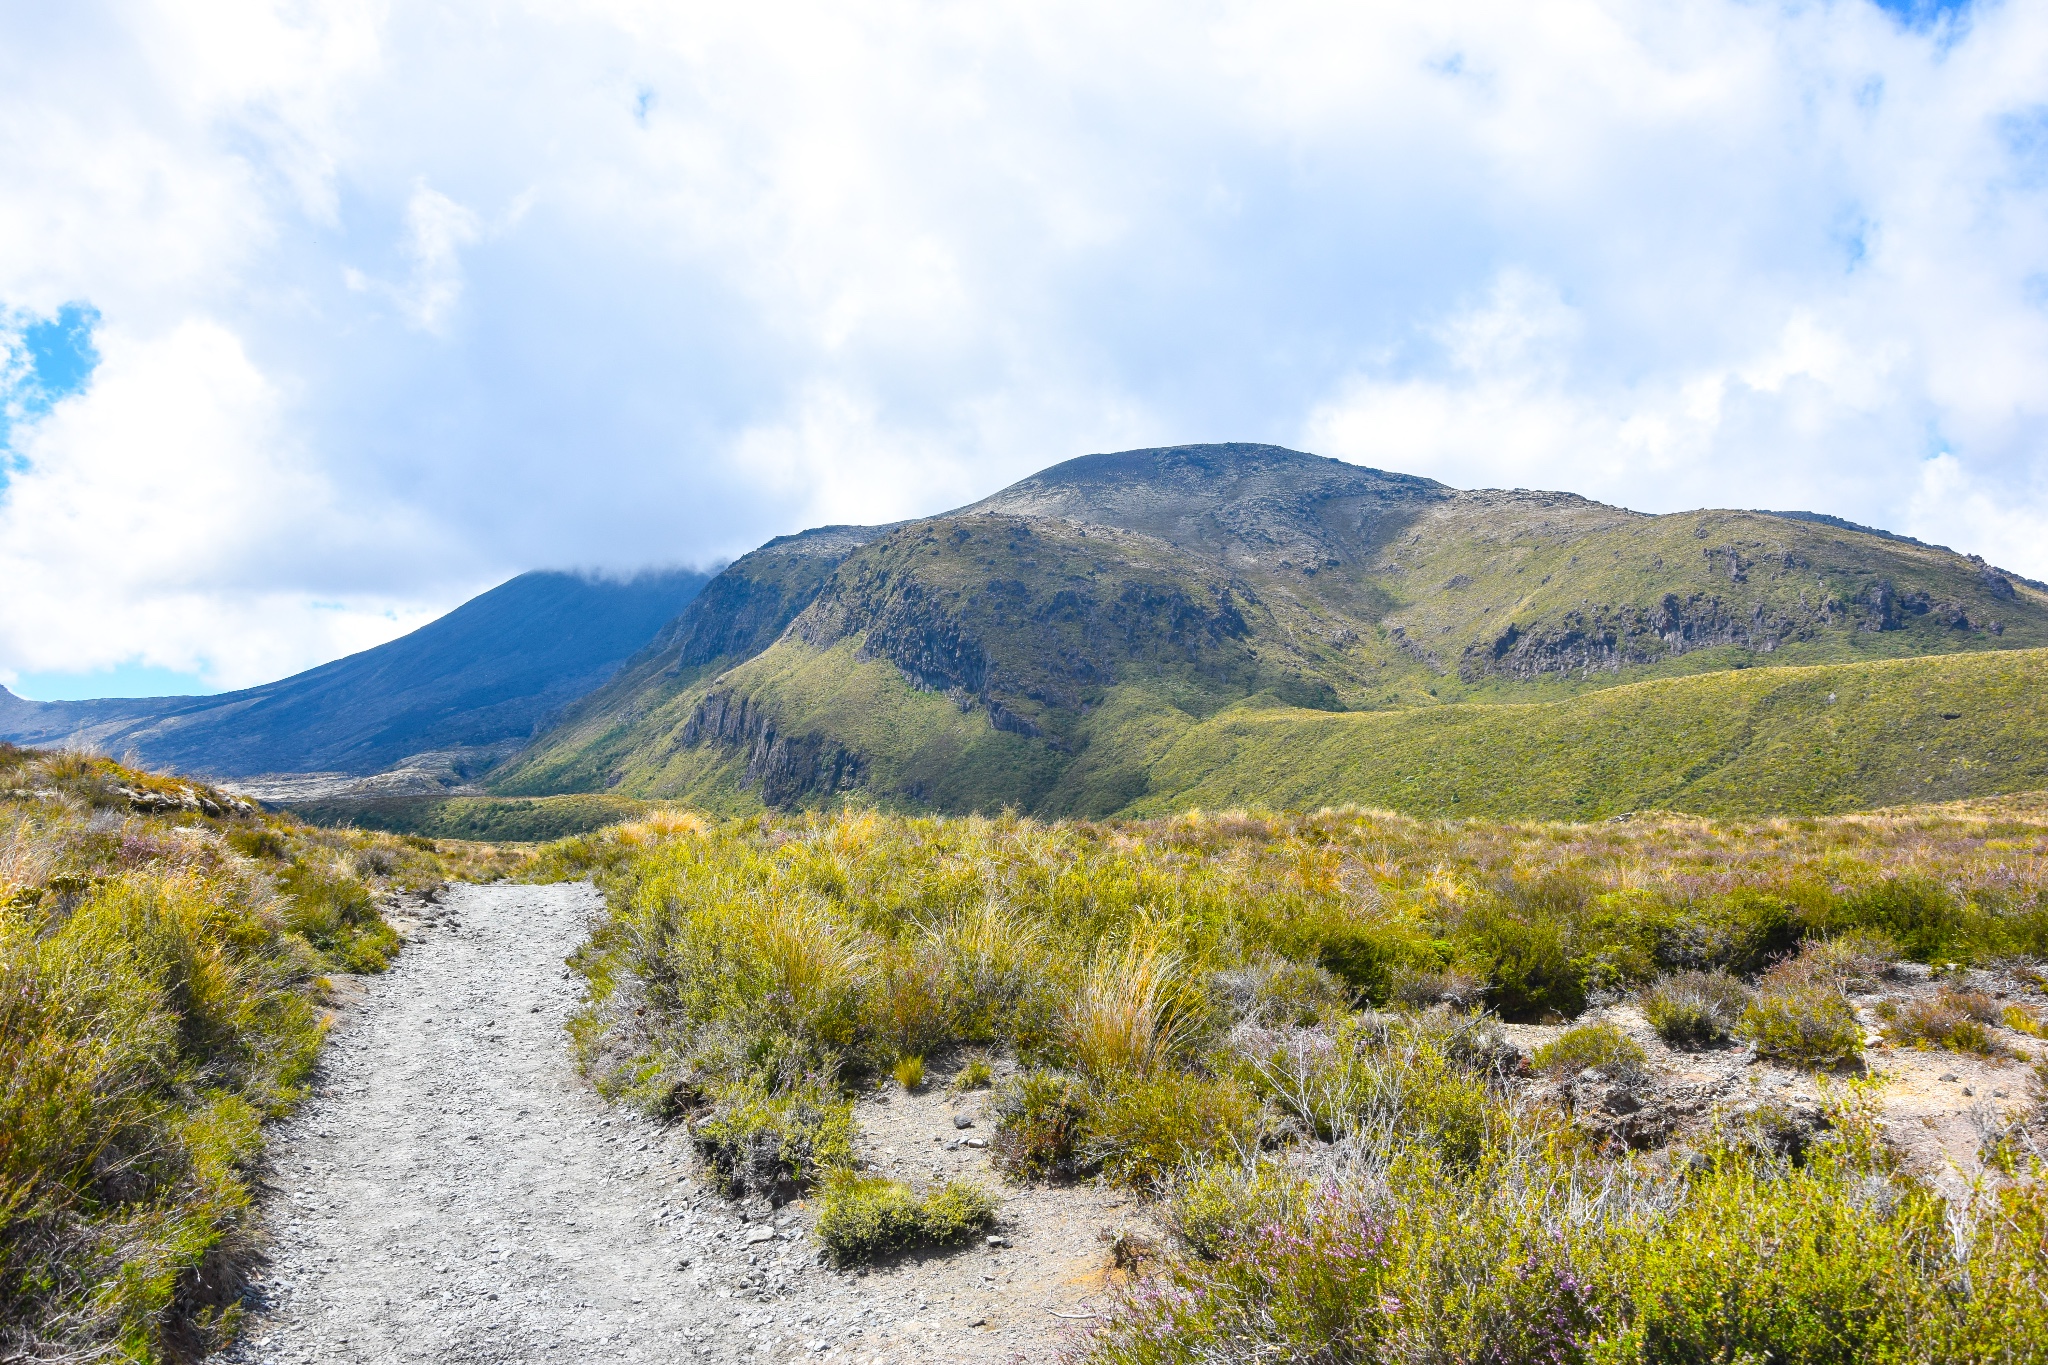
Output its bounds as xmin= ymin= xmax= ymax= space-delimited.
xmin=0 ymin=568 xmax=709 ymax=791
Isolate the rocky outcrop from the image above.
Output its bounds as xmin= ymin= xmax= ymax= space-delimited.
xmin=679 ymin=690 xmax=865 ymax=807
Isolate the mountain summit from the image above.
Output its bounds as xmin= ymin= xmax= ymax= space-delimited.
xmin=491 ymin=443 xmax=2048 ymax=815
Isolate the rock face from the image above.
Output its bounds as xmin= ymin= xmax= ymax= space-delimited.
xmin=491 ymin=444 xmax=2048 ymax=814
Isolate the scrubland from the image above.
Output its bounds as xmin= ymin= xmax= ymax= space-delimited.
xmin=0 ymin=745 xmax=506 ymax=1362
xmin=552 ymin=798 xmax=2048 ymax=1363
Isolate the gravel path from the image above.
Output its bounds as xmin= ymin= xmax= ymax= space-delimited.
xmin=223 ymin=882 xmax=1127 ymax=1365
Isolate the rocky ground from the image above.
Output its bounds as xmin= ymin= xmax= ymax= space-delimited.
xmin=220 ymin=883 xmax=1130 ymax=1365
xmin=1499 ymin=961 xmax=2047 ymax=1191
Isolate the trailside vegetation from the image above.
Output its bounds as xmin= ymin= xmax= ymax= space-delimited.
xmin=558 ymin=797 xmax=2048 ymax=1354
xmin=0 ymin=745 xmax=468 ymax=1363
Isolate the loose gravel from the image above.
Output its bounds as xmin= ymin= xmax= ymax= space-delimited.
xmin=221 ymin=882 xmax=1128 ymax=1365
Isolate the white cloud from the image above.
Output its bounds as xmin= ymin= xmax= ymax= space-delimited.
xmin=345 ymin=180 xmax=484 ymax=333
xmin=2 ymin=0 xmax=2048 ymax=692
xmin=0 ymin=320 xmax=447 ymax=688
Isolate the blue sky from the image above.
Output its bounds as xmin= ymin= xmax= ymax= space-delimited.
xmin=1 ymin=0 xmax=2045 ymax=698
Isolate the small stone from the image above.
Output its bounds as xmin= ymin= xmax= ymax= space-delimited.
xmin=986 ymin=1234 xmax=1007 ymax=1247
xmin=745 ymin=1227 xmax=776 ymax=1245
xmin=1962 ymin=1086 xmax=1975 ymax=1096
xmin=1939 ymin=1073 xmax=1959 ymax=1083
xmin=965 ymin=1138 xmax=987 ymax=1148
xmin=953 ymin=1115 xmax=974 ymax=1129
xmin=944 ymin=1141 xmax=960 ymax=1152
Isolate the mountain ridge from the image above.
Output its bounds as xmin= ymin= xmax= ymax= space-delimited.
xmin=489 ymin=443 xmax=2048 ymax=816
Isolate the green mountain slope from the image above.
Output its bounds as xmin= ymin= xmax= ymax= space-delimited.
xmin=1127 ymin=646 xmax=2048 ymax=819
xmin=489 ymin=443 xmax=2048 ymax=817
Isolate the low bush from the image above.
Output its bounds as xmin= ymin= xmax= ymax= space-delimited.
xmin=953 ymin=1053 xmax=994 ymax=1091
xmin=2006 ymin=1002 xmax=2045 ymax=1037
xmin=1082 ymin=1074 xmax=1261 ymax=1190
xmin=1639 ymin=970 xmax=1748 ymax=1045
xmin=1878 ymin=989 xmax=2005 ymax=1056
xmin=1387 ymin=964 xmax=1487 ymax=1011
xmin=688 ymin=1083 xmax=854 ymax=1201
xmin=991 ymin=1071 xmax=1096 ymax=1181
xmin=812 ymin=1171 xmax=996 ymax=1265
xmin=892 ymin=1055 xmax=926 ymax=1091
xmin=1530 ymin=1021 xmax=1649 ymax=1081
xmin=1738 ymin=986 xmax=1865 ymax=1066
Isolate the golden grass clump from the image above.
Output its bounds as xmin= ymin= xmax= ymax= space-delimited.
xmin=0 ymin=743 xmax=443 ymax=1361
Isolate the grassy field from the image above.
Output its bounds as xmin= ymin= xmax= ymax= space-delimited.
xmin=1131 ymin=645 xmax=2048 ymax=819
xmin=553 ymin=799 xmax=2048 ymax=1360
xmin=0 ymin=746 xmax=513 ymax=1362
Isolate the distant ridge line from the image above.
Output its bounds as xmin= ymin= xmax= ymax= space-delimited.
xmin=1756 ymin=509 xmax=2048 ymax=593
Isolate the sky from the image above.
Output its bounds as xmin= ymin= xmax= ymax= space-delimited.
xmin=1 ymin=0 xmax=2044 ymax=698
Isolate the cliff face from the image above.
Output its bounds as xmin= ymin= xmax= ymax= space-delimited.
xmin=491 ymin=445 xmax=2048 ymax=815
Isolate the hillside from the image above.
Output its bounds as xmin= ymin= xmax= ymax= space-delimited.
xmin=0 ymin=568 xmax=708 ymax=791
xmin=491 ymin=443 xmax=2048 ymax=817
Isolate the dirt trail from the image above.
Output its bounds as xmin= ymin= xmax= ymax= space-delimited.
xmin=223 ymin=882 xmax=1124 ymax=1365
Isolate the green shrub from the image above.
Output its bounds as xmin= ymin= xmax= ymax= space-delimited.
xmin=812 ymin=1170 xmax=996 ymax=1265
xmin=1084 ymin=1074 xmax=1260 ymax=1189
xmin=1878 ymin=989 xmax=2005 ymax=1056
xmin=892 ymin=1054 xmax=926 ymax=1091
xmin=1530 ymin=1021 xmax=1649 ymax=1081
xmin=953 ymin=1053 xmax=994 ymax=1091
xmin=1738 ymin=986 xmax=1865 ymax=1066
xmin=1467 ymin=908 xmax=1583 ymax=1019
xmin=991 ymin=1071 xmax=1096 ymax=1181
xmin=688 ymin=1083 xmax=854 ymax=1200
xmin=1639 ymin=971 xmax=1749 ymax=1046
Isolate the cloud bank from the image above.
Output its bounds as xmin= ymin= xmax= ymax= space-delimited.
xmin=1 ymin=0 xmax=2044 ymax=692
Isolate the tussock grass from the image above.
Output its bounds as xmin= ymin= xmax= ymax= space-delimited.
xmin=0 ymin=744 xmax=462 ymax=1361
xmin=559 ymin=799 xmax=2048 ymax=1353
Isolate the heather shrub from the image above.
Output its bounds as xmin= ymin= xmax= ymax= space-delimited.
xmin=1739 ymin=986 xmax=1865 ymax=1066
xmin=991 ymin=1071 xmax=1096 ymax=1181
xmin=1083 ymin=1074 xmax=1261 ymax=1189
xmin=1879 ymin=989 xmax=2005 ymax=1056
xmin=1531 ymin=1021 xmax=1649 ymax=1082
xmin=688 ymin=1082 xmax=854 ymax=1201
xmin=892 ymin=1054 xmax=927 ymax=1091
xmin=1639 ymin=970 xmax=1749 ymax=1045
xmin=953 ymin=1052 xmax=994 ymax=1091
xmin=812 ymin=1170 xmax=996 ymax=1265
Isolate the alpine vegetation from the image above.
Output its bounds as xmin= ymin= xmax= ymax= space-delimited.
xmin=0 ymin=746 xmax=469 ymax=1362
xmin=553 ymin=797 xmax=2048 ymax=1356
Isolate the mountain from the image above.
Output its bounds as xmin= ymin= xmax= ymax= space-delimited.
xmin=0 ymin=568 xmax=710 ymax=793
xmin=489 ymin=443 xmax=2048 ymax=816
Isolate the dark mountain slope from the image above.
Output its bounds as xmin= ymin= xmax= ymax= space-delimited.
xmin=0 ymin=568 xmax=709 ymax=781
xmin=491 ymin=443 xmax=2048 ymax=817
